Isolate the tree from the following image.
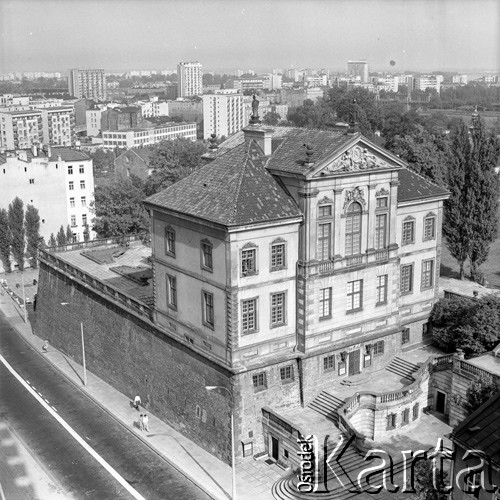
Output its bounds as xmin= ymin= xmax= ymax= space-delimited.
xmin=144 ymin=139 xmax=208 ymax=196
xmin=92 ymin=177 xmax=149 ymax=238
xmin=83 ymin=224 xmax=90 ymax=242
xmin=56 ymin=225 xmax=67 ymax=246
xmin=25 ymin=204 xmax=41 ymax=268
xmin=464 ymin=375 xmax=498 ymax=416
xmin=411 ymin=459 xmax=448 ymax=500
xmin=48 ymin=233 xmax=57 ymax=247
xmin=66 ymin=224 xmax=73 ymax=243
xmin=430 ymin=294 xmax=500 ymax=357
xmin=90 ymin=149 xmax=116 ymax=178
xmin=262 ymin=111 xmax=281 ymax=126
xmin=443 ymin=121 xmax=470 ymax=279
xmin=8 ymin=197 xmax=25 ymax=271
xmin=465 ymin=120 xmax=500 ymax=280
xmin=0 ymin=208 xmax=12 ymax=273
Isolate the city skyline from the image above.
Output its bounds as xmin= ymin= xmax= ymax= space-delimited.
xmin=1 ymin=0 xmax=498 ymax=75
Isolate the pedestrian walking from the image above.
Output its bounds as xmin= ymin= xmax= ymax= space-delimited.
xmin=143 ymin=414 xmax=149 ymax=432
xmin=134 ymin=395 xmax=141 ymax=410
xmin=139 ymin=414 xmax=144 ymax=431
xmin=42 ymin=340 xmax=49 ymax=353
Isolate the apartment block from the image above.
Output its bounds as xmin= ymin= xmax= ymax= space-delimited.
xmin=68 ymin=68 xmax=107 ymax=100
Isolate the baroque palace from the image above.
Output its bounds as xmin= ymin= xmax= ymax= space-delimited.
xmin=35 ymin=120 xmax=449 ymax=474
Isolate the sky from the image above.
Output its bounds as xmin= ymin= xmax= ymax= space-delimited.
xmin=0 ymin=0 xmax=498 ymax=74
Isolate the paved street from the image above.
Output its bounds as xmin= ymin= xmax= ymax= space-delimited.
xmin=0 ymin=313 xmax=211 ymax=500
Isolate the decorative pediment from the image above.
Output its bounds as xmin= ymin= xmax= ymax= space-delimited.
xmin=317 ymin=144 xmax=394 ymax=177
xmin=343 ymin=187 xmax=366 ymax=210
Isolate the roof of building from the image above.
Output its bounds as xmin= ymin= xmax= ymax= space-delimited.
xmin=452 ymin=391 xmax=500 ymax=466
xmin=116 ymin=147 xmax=155 ymax=164
xmin=0 ymin=147 xmax=90 ymax=164
xmin=397 ymin=168 xmax=449 ymax=202
xmin=144 ymin=140 xmax=303 ymax=227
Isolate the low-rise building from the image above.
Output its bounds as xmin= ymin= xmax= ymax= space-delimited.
xmin=114 ymin=147 xmax=155 ymax=180
xmin=102 ymin=122 xmax=197 ymax=149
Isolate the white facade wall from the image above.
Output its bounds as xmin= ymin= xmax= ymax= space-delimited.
xmin=202 ymin=94 xmax=245 ymax=139
xmin=177 ymin=62 xmax=203 ymax=97
xmin=102 ymin=123 xmax=197 ymax=149
xmin=0 ymin=151 xmax=95 ymax=242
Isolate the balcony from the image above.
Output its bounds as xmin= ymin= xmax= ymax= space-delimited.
xmin=298 ymin=246 xmax=396 ymax=278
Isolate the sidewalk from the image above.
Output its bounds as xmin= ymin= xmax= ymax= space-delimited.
xmin=0 ymin=288 xmax=275 ymax=500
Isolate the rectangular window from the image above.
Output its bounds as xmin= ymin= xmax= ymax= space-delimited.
xmin=376 ymin=197 xmax=388 ymax=208
xmin=402 ymin=220 xmax=415 ymax=245
xmin=413 ymin=403 xmax=419 ymax=421
xmin=318 ymin=204 xmax=332 ymax=217
xmin=69 ymin=181 xmax=74 ymax=190
xmin=373 ymin=340 xmax=384 ymax=356
xmin=375 ymin=214 xmax=387 ymax=249
xmin=68 ymin=165 xmax=73 ymax=175
xmin=421 ymin=259 xmax=434 ymax=289
xmin=241 ymin=248 xmax=256 ymax=276
xmin=424 ymin=217 xmax=436 ymax=240
xmin=70 ymin=197 xmax=75 ymax=208
xmin=271 ymin=243 xmax=285 ymax=270
xmin=167 ymin=275 xmax=177 ymax=308
xmin=376 ymin=275 xmax=388 ymax=304
xmin=270 ymin=292 xmax=286 ymax=327
xmin=70 ymin=215 xmax=76 ymax=226
xmin=280 ymin=365 xmax=293 ymax=381
xmin=402 ymin=408 xmax=410 ymax=425
xmin=320 ymin=287 xmax=332 ymax=319
xmin=165 ymin=228 xmax=175 ymax=256
xmin=29 ymin=178 xmax=35 ymax=184
xmin=80 ymin=180 xmax=85 ymax=189
xmin=346 ymin=280 xmax=363 ymax=312
xmin=400 ymin=264 xmax=413 ymax=293
xmin=323 ymin=355 xmax=335 ymax=371
xmin=242 ymin=298 xmax=257 ymax=334
xmin=81 ymin=196 xmax=86 ymax=207
xmin=201 ymin=242 xmax=213 ymax=270
xmin=202 ymin=291 xmax=214 ymax=328
xmin=79 ymin=165 xmax=85 ymax=174
xmin=317 ymin=222 xmax=331 ymax=261
xmin=252 ymin=372 xmax=267 ymax=391
xmin=402 ymin=328 xmax=410 ymax=344
xmin=387 ymin=413 xmax=397 ymax=430
xmin=82 ymin=214 xmax=87 ymax=225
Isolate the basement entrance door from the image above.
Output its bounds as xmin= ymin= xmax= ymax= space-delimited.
xmin=436 ymin=391 xmax=446 ymax=413
xmin=271 ymin=436 xmax=279 ymax=461
xmin=348 ymin=350 xmax=361 ymax=376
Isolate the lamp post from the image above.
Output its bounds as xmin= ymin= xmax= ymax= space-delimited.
xmin=61 ymin=303 xmax=87 ymax=386
xmin=206 ymin=385 xmax=236 ymax=500
xmin=20 ymin=270 xmax=28 ymax=323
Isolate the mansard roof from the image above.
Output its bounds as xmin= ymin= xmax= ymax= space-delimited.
xmin=397 ymin=167 xmax=449 ymax=203
xmin=144 ymin=140 xmax=302 ymax=227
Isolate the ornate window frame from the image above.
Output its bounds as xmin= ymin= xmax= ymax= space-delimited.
xmin=270 ymin=238 xmax=287 ymax=272
xmin=241 ymin=242 xmax=258 ymax=277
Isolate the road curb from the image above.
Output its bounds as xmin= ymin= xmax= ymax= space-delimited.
xmin=1 ymin=308 xmax=224 ymax=500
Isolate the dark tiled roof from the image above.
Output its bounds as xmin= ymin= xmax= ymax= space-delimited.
xmin=397 ymin=168 xmax=449 ymax=203
xmin=145 ymin=140 xmax=302 ymax=227
xmin=265 ymin=128 xmax=356 ymax=175
xmin=452 ymin=392 xmax=500 ymax=466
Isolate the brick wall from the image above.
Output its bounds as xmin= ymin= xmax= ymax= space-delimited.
xmin=34 ymin=261 xmax=234 ymax=463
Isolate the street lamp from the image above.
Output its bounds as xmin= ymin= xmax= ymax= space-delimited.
xmin=20 ymin=269 xmax=28 ymax=323
xmin=206 ymin=385 xmax=236 ymax=500
xmin=61 ymin=302 xmax=87 ymax=386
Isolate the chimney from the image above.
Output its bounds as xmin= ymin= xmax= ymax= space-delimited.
xmin=242 ymin=126 xmax=273 ymax=156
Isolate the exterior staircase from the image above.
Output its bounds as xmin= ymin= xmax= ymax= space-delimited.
xmin=272 ymin=433 xmax=410 ymax=500
xmin=385 ymin=357 xmax=419 ymax=381
xmin=308 ymin=391 xmax=344 ymax=425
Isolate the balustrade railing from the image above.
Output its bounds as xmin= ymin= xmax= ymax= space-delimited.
xmin=39 ymin=249 xmax=152 ymax=320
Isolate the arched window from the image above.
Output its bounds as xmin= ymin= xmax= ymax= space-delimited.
xmin=345 ymin=202 xmax=362 ymax=256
